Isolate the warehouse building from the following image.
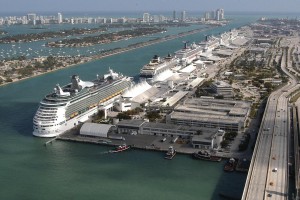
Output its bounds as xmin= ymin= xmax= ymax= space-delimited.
xmin=80 ymin=123 xmax=114 ymax=138
xmin=166 ymin=98 xmax=251 ymax=132
xmin=210 ymin=80 xmax=233 ymax=97
xmin=116 ymin=120 xmax=225 ymax=150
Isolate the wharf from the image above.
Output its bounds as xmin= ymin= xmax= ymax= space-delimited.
xmin=56 ymin=129 xmax=250 ymax=159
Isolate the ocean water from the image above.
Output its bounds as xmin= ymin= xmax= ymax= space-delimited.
xmin=0 ymin=13 xmax=265 ymax=200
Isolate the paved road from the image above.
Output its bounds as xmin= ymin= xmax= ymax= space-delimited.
xmin=242 ymin=41 xmax=300 ymax=200
xmin=294 ymin=101 xmax=300 ymax=199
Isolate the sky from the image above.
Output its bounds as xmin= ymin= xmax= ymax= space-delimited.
xmin=0 ymin=0 xmax=299 ymax=13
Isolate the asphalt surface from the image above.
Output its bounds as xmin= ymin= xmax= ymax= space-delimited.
xmin=242 ymin=38 xmax=300 ymax=200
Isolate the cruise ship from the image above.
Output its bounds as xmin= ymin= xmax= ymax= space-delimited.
xmin=174 ymin=42 xmax=203 ymax=65
xmin=139 ymin=54 xmax=178 ymax=80
xmin=33 ymin=69 xmax=132 ymax=137
xmin=220 ymin=29 xmax=239 ymax=46
xmin=199 ymin=35 xmax=220 ymax=52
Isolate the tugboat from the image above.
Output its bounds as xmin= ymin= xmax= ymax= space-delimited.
xmin=192 ymin=150 xmax=222 ymax=162
xmin=165 ymin=146 xmax=176 ymax=160
xmin=224 ymin=158 xmax=237 ymax=172
xmin=109 ymin=144 xmax=130 ymax=153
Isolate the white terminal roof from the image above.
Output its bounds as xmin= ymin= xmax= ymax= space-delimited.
xmin=131 ymin=87 xmax=160 ymax=104
xmin=188 ymin=78 xmax=205 ymax=88
xmin=194 ymin=60 xmax=204 ymax=64
xmin=80 ymin=123 xmax=113 ymax=138
xmin=153 ymin=69 xmax=174 ymax=82
xmin=231 ymin=37 xmax=248 ymax=46
xmin=213 ymin=49 xmax=234 ymax=56
xmin=122 ymin=81 xmax=152 ymax=99
xmin=179 ymin=64 xmax=196 ymax=73
xmin=162 ymin=91 xmax=189 ymax=107
xmin=207 ymin=56 xmax=222 ymax=61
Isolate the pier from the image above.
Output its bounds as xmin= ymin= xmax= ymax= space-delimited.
xmin=56 ymin=129 xmax=251 ymax=160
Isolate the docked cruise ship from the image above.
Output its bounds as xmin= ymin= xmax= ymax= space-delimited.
xmin=33 ymin=69 xmax=132 ymax=137
xmin=174 ymin=42 xmax=203 ymax=65
xmin=220 ymin=29 xmax=239 ymax=46
xmin=199 ymin=35 xmax=220 ymax=52
xmin=139 ymin=54 xmax=178 ymax=80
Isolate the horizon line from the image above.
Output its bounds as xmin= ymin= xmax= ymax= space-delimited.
xmin=0 ymin=10 xmax=299 ymax=14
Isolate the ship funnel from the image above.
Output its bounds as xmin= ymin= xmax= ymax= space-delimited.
xmin=55 ymin=84 xmax=70 ymax=96
xmin=205 ymin=35 xmax=209 ymax=41
xmin=104 ymin=68 xmax=119 ymax=80
xmin=71 ymin=75 xmax=82 ymax=91
xmin=183 ymin=41 xmax=189 ymax=49
xmin=152 ymin=55 xmax=160 ymax=63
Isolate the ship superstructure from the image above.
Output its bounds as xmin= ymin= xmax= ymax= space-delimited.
xmin=139 ymin=54 xmax=178 ymax=80
xmin=174 ymin=42 xmax=203 ymax=65
xmin=199 ymin=35 xmax=220 ymax=52
xmin=220 ymin=29 xmax=239 ymax=46
xmin=33 ymin=69 xmax=132 ymax=137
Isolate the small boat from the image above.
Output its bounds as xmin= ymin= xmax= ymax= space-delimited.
xmin=192 ymin=150 xmax=222 ymax=162
xmin=224 ymin=158 xmax=237 ymax=172
xmin=165 ymin=146 xmax=176 ymax=160
xmin=109 ymin=144 xmax=130 ymax=153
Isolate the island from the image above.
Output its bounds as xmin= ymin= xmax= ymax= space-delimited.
xmin=0 ymin=27 xmax=107 ymax=43
xmin=46 ymin=27 xmax=167 ymax=47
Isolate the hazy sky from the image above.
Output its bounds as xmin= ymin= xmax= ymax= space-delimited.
xmin=0 ymin=0 xmax=299 ymax=13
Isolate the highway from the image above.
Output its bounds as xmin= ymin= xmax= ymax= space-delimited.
xmin=242 ymin=41 xmax=300 ymax=199
xmin=293 ymin=102 xmax=300 ymax=198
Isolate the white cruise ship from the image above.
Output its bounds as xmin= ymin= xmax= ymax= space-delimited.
xmin=33 ymin=69 xmax=132 ymax=137
xmin=199 ymin=35 xmax=220 ymax=52
xmin=174 ymin=42 xmax=203 ymax=65
xmin=139 ymin=54 xmax=178 ymax=81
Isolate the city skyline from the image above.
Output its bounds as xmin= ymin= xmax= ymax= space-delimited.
xmin=0 ymin=0 xmax=299 ymax=13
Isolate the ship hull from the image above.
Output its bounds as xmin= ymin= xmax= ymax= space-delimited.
xmin=33 ymin=106 xmax=99 ymax=137
xmin=33 ymin=69 xmax=132 ymax=138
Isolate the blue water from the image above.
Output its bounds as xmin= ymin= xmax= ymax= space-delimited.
xmin=0 ymin=23 xmax=207 ymax=59
xmin=0 ymin=13 xmax=290 ymax=200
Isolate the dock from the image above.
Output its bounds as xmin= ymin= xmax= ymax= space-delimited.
xmin=55 ymin=129 xmax=251 ymax=160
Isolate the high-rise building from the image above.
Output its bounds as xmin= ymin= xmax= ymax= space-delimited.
xmin=57 ymin=13 xmax=63 ymax=24
xmin=181 ymin=11 xmax=186 ymax=22
xmin=173 ymin=10 xmax=176 ymax=20
xmin=159 ymin=15 xmax=166 ymax=22
xmin=210 ymin=11 xmax=215 ymax=20
xmin=204 ymin=12 xmax=210 ymax=21
xmin=27 ymin=13 xmax=36 ymax=21
xmin=215 ymin=9 xmax=221 ymax=21
xmin=153 ymin=15 xmax=159 ymax=23
xmin=21 ymin=16 xmax=28 ymax=25
xmin=220 ymin=9 xmax=224 ymax=20
xmin=143 ymin=13 xmax=150 ymax=23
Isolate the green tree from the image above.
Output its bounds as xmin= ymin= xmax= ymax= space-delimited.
xmin=43 ymin=56 xmax=57 ymax=69
xmin=18 ymin=65 xmax=34 ymax=76
xmin=264 ymin=82 xmax=273 ymax=89
xmin=117 ymin=112 xmax=131 ymax=120
xmin=146 ymin=111 xmax=161 ymax=122
xmin=221 ymin=140 xmax=229 ymax=148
